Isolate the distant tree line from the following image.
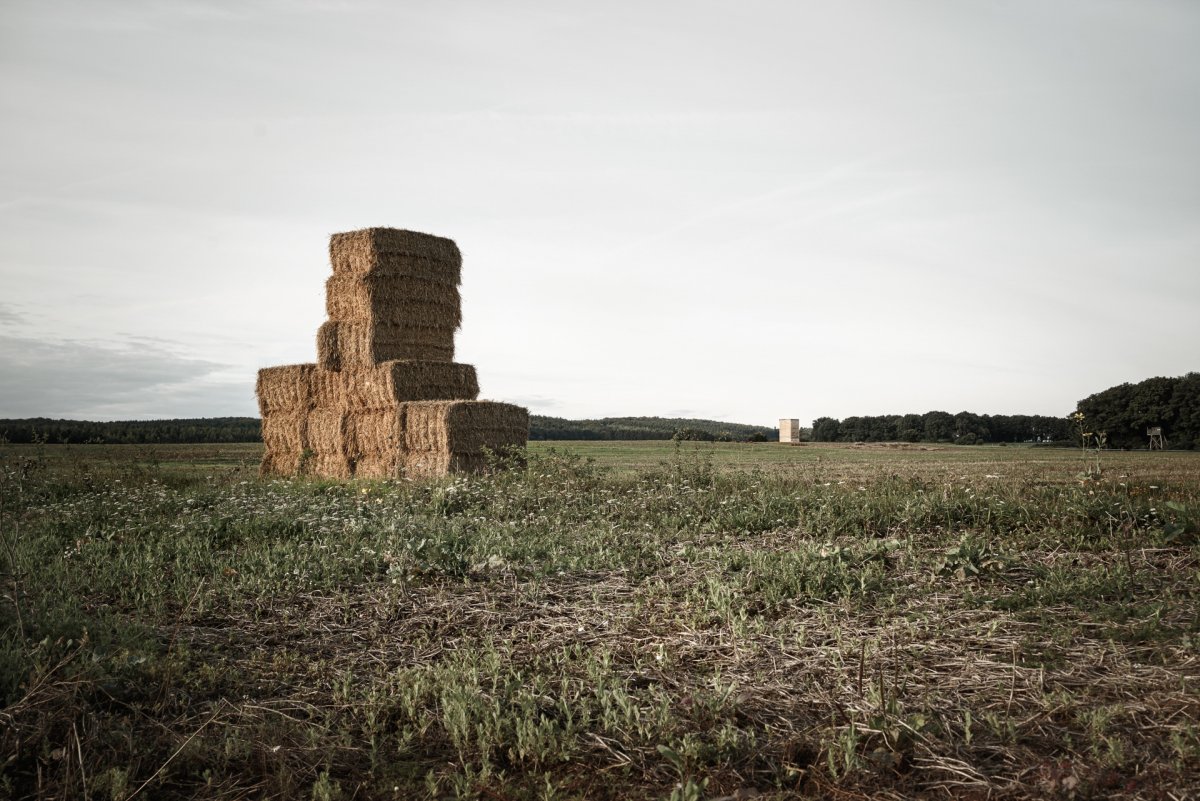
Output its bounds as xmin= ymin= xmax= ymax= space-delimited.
xmin=1076 ymin=373 xmax=1200 ymax=450
xmin=12 ymin=373 xmax=1192 ymax=448
xmin=671 ymin=427 xmax=769 ymax=443
xmin=809 ymin=373 xmax=1200 ymax=449
xmin=0 ymin=417 xmax=262 ymax=444
xmin=529 ymin=416 xmax=774 ymax=442
xmin=1 ymin=415 xmax=777 ymax=445
xmin=810 ymin=412 xmax=1073 ymax=445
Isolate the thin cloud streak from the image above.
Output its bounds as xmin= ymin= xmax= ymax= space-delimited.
xmin=0 ymin=333 xmax=249 ymax=420
xmin=0 ymin=304 xmax=26 ymax=326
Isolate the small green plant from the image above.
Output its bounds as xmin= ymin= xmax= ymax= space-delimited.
xmin=672 ymin=427 xmax=714 ymax=442
xmin=937 ymin=534 xmax=1010 ymax=579
xmin=826 ymin=721 xmax=863 ymax=778
xmin=666 ymin=777 xmax=707 ymax=801
xmin=311 ymin=770 xmax=344 ymax=801
xmin=95 ymin=766 xmax=130 ymax=800
xmin=1161 ymin=500 xmax=1197 ymax=545
xmin=1070 ymin=411 xmax=1106 ymax=480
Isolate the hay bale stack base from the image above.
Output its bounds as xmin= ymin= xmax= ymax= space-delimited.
xmin=258 ymin=227 xmax=528 ymax=479
xmin=404 ymin=401 xmax=530 ymax=455
xmin=401 ymin=400 xmax=528 ymax=478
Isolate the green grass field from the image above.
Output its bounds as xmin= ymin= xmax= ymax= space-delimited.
xmin=1 ymin=441 xmax=1197 ymax=799
xmin=17 ymin=438 xmax=1198 ymax=480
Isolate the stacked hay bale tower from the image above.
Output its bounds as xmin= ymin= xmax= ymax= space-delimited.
xmin=257 ymin=228 xmax=529 ymax=479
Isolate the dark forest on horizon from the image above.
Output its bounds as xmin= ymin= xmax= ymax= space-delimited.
xmin=812 ymin=373 xmax=1199 ymax=448
xmin=0 ymin=415 xmax=774 ymax=445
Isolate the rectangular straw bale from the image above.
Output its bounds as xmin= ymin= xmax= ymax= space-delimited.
xmin=349 ymin=361 xmax=479 ymax=408
xmin=370 ymin=321 xmax=459 ymax=349
xmin=316 ymin=321 xmax=342 ymax=371
xmin=261 ymin=409 xmax=308 ymax=452
xmin=350 ymin=408 xmax=404 ymax=458
xmin=318 ymin=320 xmax=455 ymax=369
xmin=403 ymin=400 xmax=529 ymax=454
xmin=356 ymin=336 xmax=454 ymax=366
xmin=259 ymin=451 xmax=302 ymax=478
xmin=256 ymin=364 xmax=315 ymax=414
xmin=329 ymin=228 xmax=461 ymax=284
xmin=401 ymin=402 xmax=444 ymax=455
xmin=354 ymin=452 xmax=401 ymax=479
xmin=307 ymin=408 xmax=353 ymax=455
xmin=310 ymin=368 xmax=350 ymax=410
xmin=346 ymin=321 xmax=456 ymax=364
xmin=402 ymin=451 xmax=490 ymax=479
xmin=311 ymin=452 xmax=353 ymax=480
xmin=325 ymin=275 xmax=462 ymax=328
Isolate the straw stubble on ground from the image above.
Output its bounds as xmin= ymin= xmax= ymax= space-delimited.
xmin=0 ymin=442 xmax=1197 ymax=799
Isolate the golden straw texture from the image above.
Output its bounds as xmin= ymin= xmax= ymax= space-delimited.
xmin=348 ymin=361 xmax=479 ymax=408
xmin=325 ymin=275 xmax=462 ymax=329
xmin=259 ymin=226 xmax=527 ymax=479
xmin=317 ymin=320 xmax=455 ymax=369
xmin=256 ymin=364 xmax=315 ymax=415
xmin=403 ymin=401 xmax=530 ymax=454
xmin=329 ymin=228 xmax=461 ymax=283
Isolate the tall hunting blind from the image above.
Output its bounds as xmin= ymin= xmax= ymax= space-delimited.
xmin=1148 ymin=426 xmax=1165 ymax=450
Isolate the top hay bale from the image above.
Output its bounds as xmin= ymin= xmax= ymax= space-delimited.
xmin=330 ymin=228 xmax=461 ymax=285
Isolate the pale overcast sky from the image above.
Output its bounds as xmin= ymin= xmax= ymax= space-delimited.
xmin=1 ymin=1 xmax=1197 ymax=425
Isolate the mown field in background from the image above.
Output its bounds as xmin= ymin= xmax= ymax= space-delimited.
xmin=1 ymin=441 xmax=1197 ymax=800
xmin=9 ymin=438 xmax=1183 ymax=477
